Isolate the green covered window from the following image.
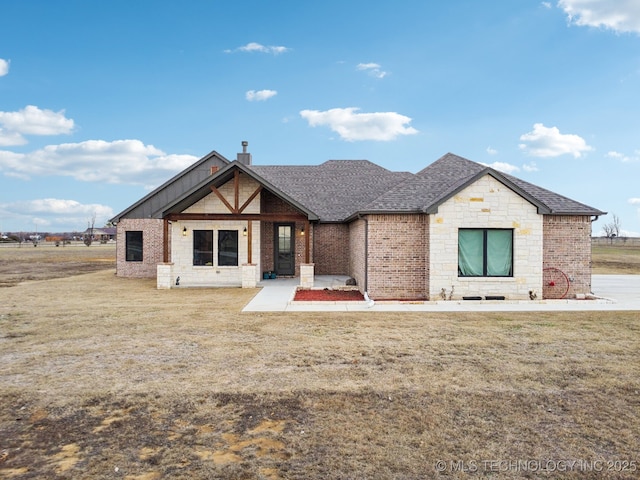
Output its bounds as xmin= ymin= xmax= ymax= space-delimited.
xmin=458 ymin=229 xmax=513 ymax=277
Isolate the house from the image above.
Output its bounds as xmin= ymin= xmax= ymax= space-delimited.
xmin=82 ymin=227 xmax=117 ymax=242
xmin=110 ymin=143 xmax=605 ymax=300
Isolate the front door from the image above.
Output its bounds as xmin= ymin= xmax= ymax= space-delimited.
xmin=274 ymin=223 xmax=295 ymax=276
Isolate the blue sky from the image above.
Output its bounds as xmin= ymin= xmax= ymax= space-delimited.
xmin=1 ymin=0 xmax=639 ymax=235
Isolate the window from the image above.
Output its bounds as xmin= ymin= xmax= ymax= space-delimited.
xmin=125 ymin=231 xmax=143 ymax=262
xmin=218 ymin=230 xmax=238 ymax=266
xmin=458 ymin=229 xmax=513 ymax=277
xmin=193 ymin=230 xmax=213 ymax=265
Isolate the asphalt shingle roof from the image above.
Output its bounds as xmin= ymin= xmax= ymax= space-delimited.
xmin=251 ymin=153 xmax=604 ymax=221
xmin=250 ymin=160 xmax=413 ymax=222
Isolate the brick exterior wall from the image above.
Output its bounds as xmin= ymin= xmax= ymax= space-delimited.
xmin=543 ymin=215 xmax=593 ymax=298
xmin=366 ymin=214 xmax=429 ymax=300
xmin=314 ymin=223 xmax=350 ymax=275
xmin=116 ymin=219 xmax=165 ymax=278
xmin=260 ymin=190 xmax=310 ymax=277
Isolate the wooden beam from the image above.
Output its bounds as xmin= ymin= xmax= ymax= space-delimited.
xmin=305 ymin=219 xmax=310 ymax=263
xmin=163 ymin=218 xmax=170 ymax=263
xmin=167 ymin=213 xmax=307 ymax=222
xmin=247 ymin=221 xmax=252 ymax=264
xmin=239 ymin=185 xmax=262 ymax=213
xmin=210 ymin=185 xmax=235 ymax=213
xmin=234 ymin=170 xmax=240 ymax=213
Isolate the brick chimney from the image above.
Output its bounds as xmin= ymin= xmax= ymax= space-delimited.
xmin=237 ymin=140 xmax=252 ymax=165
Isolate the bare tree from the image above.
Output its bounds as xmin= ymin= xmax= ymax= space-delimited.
xmin=84 ymin=213 xmax=96 ymax=246
xmin=602 ymin=213 xmax=622 ymax=240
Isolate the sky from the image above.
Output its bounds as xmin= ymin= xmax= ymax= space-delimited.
xmin=1 ymin=0 xmax=639 ymax=236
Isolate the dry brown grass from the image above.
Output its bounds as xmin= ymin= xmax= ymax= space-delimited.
xmin=592 ymin=243 xmax=640 ymax=274
xmin=1 ymin=245 xmax=639 ymax=479
xmin=0 ymin=243 xmax=115 ymax=287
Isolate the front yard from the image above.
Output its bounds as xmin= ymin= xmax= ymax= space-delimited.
xmin=0 ymin=245 xmax=638 ymax=479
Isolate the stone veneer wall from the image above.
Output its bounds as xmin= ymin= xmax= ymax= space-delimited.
xmin=366 ymin=214 xmax=429 ymax=300
xmin=349 ymin=219 xmax=366 ymax=292
xmin=313 ymin=223 xmax=350 ymax=275
xmin=116 ymin=218 xmax=165 ymax=278
xmin=169 ymin=174 xmax=262 ymax=287
xmin=543 ymin=215 xmax=593 ymax=298
xmin=429 ymin=175 xmax=543 ymax=300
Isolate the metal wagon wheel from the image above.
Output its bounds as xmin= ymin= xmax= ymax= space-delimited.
xmin=543 ymin=267 xmax=570 ymax=299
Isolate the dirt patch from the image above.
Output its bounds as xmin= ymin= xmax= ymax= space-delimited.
xmin=0 ymin=244 xmax=115 ymax=287
xmin=294 ymin=288 xmax=364 ymax=301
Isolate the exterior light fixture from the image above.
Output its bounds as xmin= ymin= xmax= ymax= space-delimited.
xmin=243 ymin=227 xmax=247 ymax=236
xmin=182 ymin=226 xmax=187 ymax=236
xmin=300 ymin=226 xmax=305 ymax=236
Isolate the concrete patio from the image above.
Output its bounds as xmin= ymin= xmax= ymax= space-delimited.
xmin=242 ymin=275 xmax=640 ymax=312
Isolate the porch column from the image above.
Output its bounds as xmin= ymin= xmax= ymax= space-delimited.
xmin=157 ymin=263 xmax=174 ymax=289
xmin=163 ymin=218 xmax=170 ymax=263
xmin=242 ymin=263 xmax=258 ymax=288
xmin=300 ymin=263 xmax=314 ymax=288
xmin=305 ymin=219 xmax=310 ymax=263
xmin=247 ymin=220 xmax=252 ymax=264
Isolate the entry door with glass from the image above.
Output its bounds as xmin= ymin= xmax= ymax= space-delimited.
xmin=274 ymin=223 xmax=295 ymax=276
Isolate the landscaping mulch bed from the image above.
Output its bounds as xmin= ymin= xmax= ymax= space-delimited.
xmin=293 ymin=288 xmax=365 ymax=301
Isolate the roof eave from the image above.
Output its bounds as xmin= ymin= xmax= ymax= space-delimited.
xmin=546 ymin=210 xmax=607 ymax=217
xmin=159 ymin=161 xmax=320 ymax=221
xmin=425 ymin=168 xmax=553 ymax=215
xmin=343 ymin=208 xmax=426 ymax=223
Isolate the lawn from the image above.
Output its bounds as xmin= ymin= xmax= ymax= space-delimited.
xmin=592 ymin=242 xmax=640 ymax=274
xmin=0 ymin=244 xmax=639 ymax=479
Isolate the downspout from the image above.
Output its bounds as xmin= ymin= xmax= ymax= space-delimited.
xmin=363 ymin=216 xmax=369 ymax=293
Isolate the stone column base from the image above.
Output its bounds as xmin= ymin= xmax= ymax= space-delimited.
xmin=300 ymin=263 xmax=315 ymax=288
xmin=157 ymin=263 xmax=174 ymax=289
xmin=242 ymin=263 xmax=258 ymax=288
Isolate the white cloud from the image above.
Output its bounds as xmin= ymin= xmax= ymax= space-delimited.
xmin=522 ymin=161 xmax=539 ymax=172
xmin=0 ymin=105 xmax=75 ymax=145
xmin=225 ymin=42 xmax=290 ymax=55
xmin=356 ymin=62 xmax=388 ymax=79
xmin=0 ymin=129 xmax=27 ymax=147
xmin=481 ymin=161 xmax=520 ymax=174
xmin=629 ymin=198 xmax=640 ymax=205
xmin=245 ymin=89 xmax=278 ymax=101
xmin=518 ymin=123 xmax=592 ymax=158
xmin=0 ymin=139 xmax=199 ymax=188
xmin=0 ymin=58 xmax=9 ymax=76
xmin=558 ymin=0 xmax=640 ymax=34
xmin=542 ymin=2 xmax=552 ymax=8
xmin=486 ymin=146 xmax=498 ymax=155
xmin=606 ymin=150 xmax=639 ymax=162
xmin=0 ymin=198 xmax=114 ymax=231
xmin=606 ymin=150 xmax=625 ymax=159
xmin=300 ymin=107 xmax=418 ymax=142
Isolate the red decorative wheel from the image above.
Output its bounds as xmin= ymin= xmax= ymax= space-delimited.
xmin=543 ymin=267 xmax=570 ymax=299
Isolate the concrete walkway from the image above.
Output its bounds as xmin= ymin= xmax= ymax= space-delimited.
xmin=242 ymin=275 xmax=640 ymax=312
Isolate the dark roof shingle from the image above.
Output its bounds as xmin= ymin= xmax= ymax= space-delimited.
xmin=116 ymin=151 xmax=605 ymax=223
xmin=250 ymin=160 xmax=412 ymax=222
